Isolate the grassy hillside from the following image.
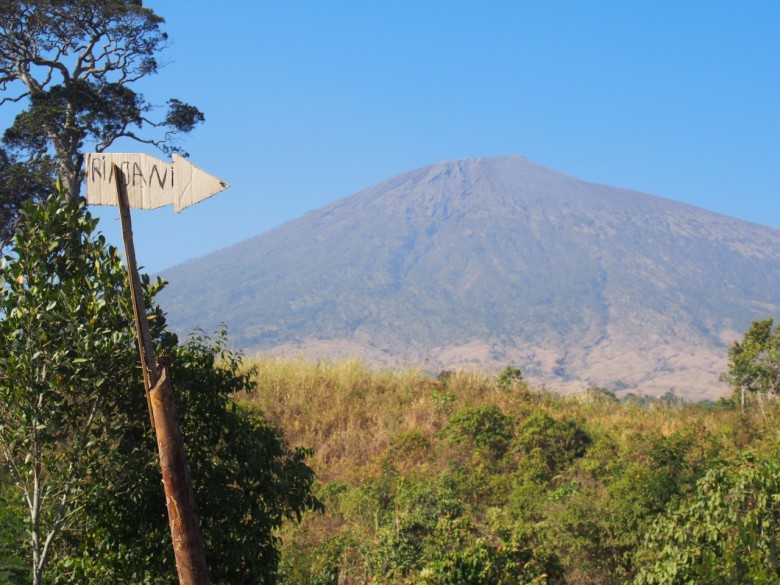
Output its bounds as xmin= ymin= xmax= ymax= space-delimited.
xmin=240 ymin=358 xmax=780 ymax=584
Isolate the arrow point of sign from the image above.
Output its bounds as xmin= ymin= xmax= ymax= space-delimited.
xmin=172 ymin=154 xmax=230 ymax=212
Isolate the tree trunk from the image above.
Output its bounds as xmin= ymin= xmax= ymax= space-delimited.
xmin=63 ymin=168 xmax=81 ymax=201
xmin=46 ymin=121 xmax=82 ymax=201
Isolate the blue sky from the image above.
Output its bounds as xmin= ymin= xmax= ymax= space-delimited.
xmin=25 ymin=1 xmax=780 ymax=273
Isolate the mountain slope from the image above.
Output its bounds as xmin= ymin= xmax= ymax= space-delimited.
xmin=159 ymin=156 xmax=780 ymax=399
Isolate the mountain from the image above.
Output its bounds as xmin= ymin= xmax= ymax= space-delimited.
xmin=159 ymin=155 xmax=780 ymax=400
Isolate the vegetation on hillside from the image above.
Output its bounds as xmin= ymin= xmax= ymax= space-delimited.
xmin=239 ymin=359 xmax=780 ymax=584
xmin=0 ymin=191 xmax=778 ymax=584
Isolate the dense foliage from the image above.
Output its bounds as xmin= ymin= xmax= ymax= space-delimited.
xmin=635 ymin=450 xmax=780 ymax=584
xmin=0 ymin=189 xmax=135 ymax=584
xmin=243 ymin=359 xmax=780 ymax=584
xmin=0 ymin=194 xmax=320 ymax=584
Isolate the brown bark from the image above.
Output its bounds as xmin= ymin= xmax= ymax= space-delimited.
xmin=150 ymin=368 xmax=209 ymax=585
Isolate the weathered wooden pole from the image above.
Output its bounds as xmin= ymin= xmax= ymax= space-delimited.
xmin=114 ymin=164 xmax=209 ymax=585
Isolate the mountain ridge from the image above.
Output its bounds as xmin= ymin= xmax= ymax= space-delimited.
xmin=160 ymin=155 xmax=780 ymax=399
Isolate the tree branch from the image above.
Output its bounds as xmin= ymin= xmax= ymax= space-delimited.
xmin=0 ymin=432 xmax=33 ymax=512
xmin=36 ymin=479 xmax=71 ymax=576
xmin=0 ymin=91 xmax=30 ymax=106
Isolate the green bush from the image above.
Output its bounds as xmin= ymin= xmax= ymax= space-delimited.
xmin=420 ymin=518 xmax=562 ymax=585
xmin=0 ymin=481 xmax=26 ymax=585
xmin=634 ymin=450 xmax=780 ymax=584
xmin=370 ymin=477 xmax=463 ymax=579
xmin=444 ymin=405 xmax=514 ymax=459
xmin=496 ymin=366 xmax=524 ymax=390
xmin=386 ymin=429 xmax=432 ymax=469
xmin=514 ymin=412 xmax=590 ymax=481
xmin=309 ymin=534 xmax=356 ymax=585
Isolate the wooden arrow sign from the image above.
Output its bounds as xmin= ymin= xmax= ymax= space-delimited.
xmin=86 ymin=153 xmax=229 ymax=211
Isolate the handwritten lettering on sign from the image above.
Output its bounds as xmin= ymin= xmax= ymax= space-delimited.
xmin=86 ymin=153 xmax=229 ymax=212
xmin=88 ymin=153 xmax=173 ymax=209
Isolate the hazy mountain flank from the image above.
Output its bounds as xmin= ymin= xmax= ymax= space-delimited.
xmin=160 ymin=156 xmax=780 ymax=400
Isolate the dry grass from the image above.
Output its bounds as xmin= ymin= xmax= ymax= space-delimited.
xmin=238 ymin=357 xmax=778 ymax=485
xmin=240 ymin=358 xmax=529 ymax=480
xmin=241 ymin=358 xmax=426 ymax=479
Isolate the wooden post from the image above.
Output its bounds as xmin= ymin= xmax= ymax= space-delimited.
xmin=114 ymin=165 xmax=209 ymax=585
xmin=115 ymin=166 xmax=158 ymax=427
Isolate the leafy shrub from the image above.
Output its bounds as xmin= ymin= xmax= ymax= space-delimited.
xmin=444 ymin=405 xmax=514 ymax=459
xmin=497 ymin=365 xmax=524 ymax=390
xmin=420 ymin=518 xmax=563 ymax=585
xmin=386 ymin=428 xmax=432 ymax=470
xmin=515 ymin=412 xmax=590 ymax=481
xmin=634 ymin=451 xmax=780 ymax=584
xmin=309 ymin=534 xmax=354 ymax=585
xmin=0 ymin=482 xmax=26 ymax=585
xmin=370 ymin=477 xmax=463 ymax=579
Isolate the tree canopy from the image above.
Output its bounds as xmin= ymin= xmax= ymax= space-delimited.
xmin=0 ymin=1 xmax=203 ymax=225
xmin=723 ymin=318 xmax=780 ymax=408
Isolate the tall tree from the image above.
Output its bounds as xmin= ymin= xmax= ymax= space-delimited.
xmin=722 ymin=319 xmax=780 ymax=408
xmin=0 ymin=1 xmax=203 ymax=217
xmin=0 ymin=187 xmax=136 ymax=585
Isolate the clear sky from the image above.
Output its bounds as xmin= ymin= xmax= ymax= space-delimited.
xmin=23 ymin=1 xmax=780 ymax=273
